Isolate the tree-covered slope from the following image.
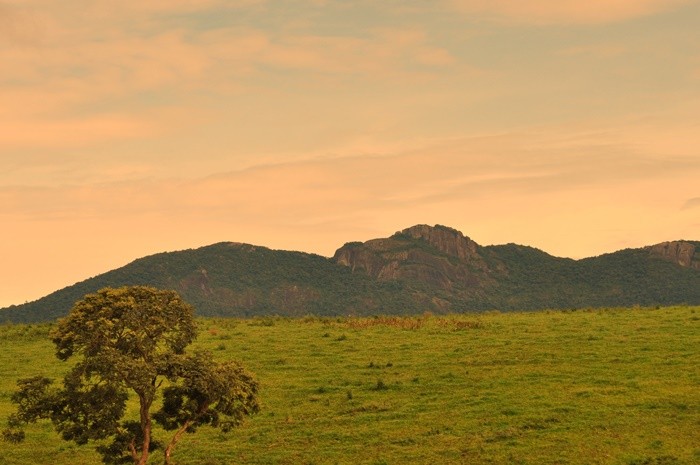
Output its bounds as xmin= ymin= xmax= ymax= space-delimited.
xmin=2 ymin=227 xmax=699 ymax=323
xmin=484 ymin=243 xmax=700 ymax=310
xmin=0 ymin=243 xmax=422 ymax=323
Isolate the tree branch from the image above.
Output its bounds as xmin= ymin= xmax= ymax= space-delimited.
xmin=163 ymin=402 xmax=209 ymax=465
xmin=128 ymin=437 xmax=138 ymax=464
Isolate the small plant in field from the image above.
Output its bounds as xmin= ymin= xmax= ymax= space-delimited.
xmin=248 ymin=317 xmax=275 ymax=327
xmin=435 ymin=318 xmax=484 ymax=330
xmin=649 ymin=440 xmax=663 ymax=450
xmin=368 ymin=361 xmax=392 ymax=369
xmin=346 ymin=390 xmax=353 ymax=400
xmin=342 ymin=316 xmax=425 ymax=330
xmin=1 ymin=429 xmax=24 ymax=443
xmin=372 ymin=379 xmax=388 ymax=391
xmin=202 ymin=459 xmax=226 ymax=465
xmin=627 ymin=456 xmax=680 ymax=465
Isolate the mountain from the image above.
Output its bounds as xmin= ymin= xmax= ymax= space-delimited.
xmin=2 ymin=225 xmax=699 ymax=323
xmin=334 ymin=225 xmax=700 ymax=311
xmin=0 ymin=243 xmax=424 ymax=323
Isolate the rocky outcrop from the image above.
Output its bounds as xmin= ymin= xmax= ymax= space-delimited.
xmin=400 ymin=224 xmax=480 ymax=261
xmin=333 ymin=239 xmax=397 ymax=278
xmin=179 ymin=269 xmax=213 ymax=295
xmin=648 ymin=241 xmax=700 ymax=269
xmin=332 ymin=224 xmax=496 ymax=294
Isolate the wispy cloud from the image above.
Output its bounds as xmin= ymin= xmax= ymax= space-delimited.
xmin=0 ymin=1 xmax=457 ymax=153
xmin=0 ymin=3 xmax=47 ymax=45
xmin=5 ymin=131 xmax=699 ymax=223
xmin=199 ymin=27 xmax=457 ymax=76
xmin=558 ymin=44 xmax=628 ymax=58
xmin=449 ymin=0 xmax=693 ymax=24
xmin=683 ymin=197 xmax=700 ymax=210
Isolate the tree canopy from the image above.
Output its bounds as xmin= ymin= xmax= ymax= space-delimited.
xmin=2 ymin=286 xmax=259 ymax=465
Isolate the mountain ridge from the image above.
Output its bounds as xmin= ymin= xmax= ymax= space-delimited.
xmin=2 ymin=225 xmax=699 ymax=323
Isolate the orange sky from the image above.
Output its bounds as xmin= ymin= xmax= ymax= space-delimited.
xmin=1 ymin=0 xmax=699 ymax=307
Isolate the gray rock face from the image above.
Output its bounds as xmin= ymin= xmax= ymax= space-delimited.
xmin=648 ymin=241 xmax=700 ymax=269
xmin=332 ymin=225 xmax=495 ymax=296
xmin=400 ymin=224 xmax=480 ymax=261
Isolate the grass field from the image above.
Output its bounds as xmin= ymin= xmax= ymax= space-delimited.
xmin=1 ymin=306 xmax=698 ymax=464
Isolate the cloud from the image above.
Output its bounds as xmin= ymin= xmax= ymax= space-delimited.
xmin=199 ymin=27 xmax=457 ymax=77
xmin=5 ymin=132 xmax=699 ymax=224
xmin=449 ymin=0 xmax=693 ymax=24
xmin=117 ymin=0 xmax=263 ymax=13
xmin=0 ymin=3 xmax=48 ymax=45
xmin=0 ymin=25 xmax=460 ymax=153
xmin=683 ymin=197 xmax=700 ymax=210
xmin=558 ymin=44 xmax=628 ymax=59
xmin=0 ymin=0 xmax=457 ymax=153
xmin=0 ymin=114 xmax=158 ymax=149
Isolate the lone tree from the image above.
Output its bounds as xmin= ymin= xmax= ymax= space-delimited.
xmin=2 ymin=286 xmax=259 ymax=465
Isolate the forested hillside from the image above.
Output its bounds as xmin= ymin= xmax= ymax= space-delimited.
xmin=2 ymin=225 xmax=699 ymax=323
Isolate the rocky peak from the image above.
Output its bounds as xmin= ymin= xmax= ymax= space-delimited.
xmin=648 ymin=241 xmax=700 ymax=270
xmin=399 ymin=224 xmax=480 ymax=260
xmin=332 ymin=224 xmax=494 ymax=297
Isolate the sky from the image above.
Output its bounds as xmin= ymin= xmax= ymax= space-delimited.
xmin=1 ymin=0 xmax=699 ymax=307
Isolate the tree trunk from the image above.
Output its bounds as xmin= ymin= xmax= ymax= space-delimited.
xmin=137 ymin=394 xmax=153 ymax=465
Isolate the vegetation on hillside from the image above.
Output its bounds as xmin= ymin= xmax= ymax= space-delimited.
xmin=486 ymin=244 xmax=700 ymax=309
xmin=1 ymin=229 xmax=699 ymax=323
xmin=0 ymin=244 xmax=423 ymax=323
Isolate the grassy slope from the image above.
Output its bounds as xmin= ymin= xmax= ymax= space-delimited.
xmin=1 ymin=307 xmax=698 ymax=464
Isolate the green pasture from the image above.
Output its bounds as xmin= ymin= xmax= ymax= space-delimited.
xmin=1 ymin=306 xmax=698 ymax=464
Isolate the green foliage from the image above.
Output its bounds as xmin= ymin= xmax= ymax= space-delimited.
xmin=2 ymin=286 xmax=258 ymax=465
xmin=155 ymin=351 xmax=259 ymax=434
xmin=52 ymin=285 xmax=197 ymax=362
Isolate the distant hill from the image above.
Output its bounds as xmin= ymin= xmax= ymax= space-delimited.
xmin=333 ymin=225 xmax=700 ymax=311
xmin=2 ymin=225 xmax=700 ymax=323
